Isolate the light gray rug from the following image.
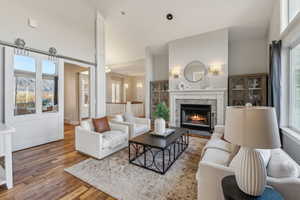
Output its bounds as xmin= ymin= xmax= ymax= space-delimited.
xmin=65 ymin=137 xmax=207 ymax=200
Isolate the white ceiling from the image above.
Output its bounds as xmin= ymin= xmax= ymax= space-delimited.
xmin=91 ymin=0 xmax=275 ymax=65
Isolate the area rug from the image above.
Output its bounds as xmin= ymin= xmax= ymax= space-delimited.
xmin=65 ymin=137 xmax=207 ymax=200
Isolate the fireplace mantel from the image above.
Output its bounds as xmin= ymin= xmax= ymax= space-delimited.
xmin=169 ymin=88 xmax=227 ymax=93
xmin=169 ymin=89 xmax=227 ymax=127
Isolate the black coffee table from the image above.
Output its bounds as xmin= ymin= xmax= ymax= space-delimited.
xmin=128 ymin=128 xmax=189 ymax=174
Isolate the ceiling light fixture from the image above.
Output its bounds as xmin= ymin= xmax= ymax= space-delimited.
xmin=121 ymin=11 xmax=126 ymax=15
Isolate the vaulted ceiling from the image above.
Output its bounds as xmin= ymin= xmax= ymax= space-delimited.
xmin=91 ymin=0 xmax=275 ymax=65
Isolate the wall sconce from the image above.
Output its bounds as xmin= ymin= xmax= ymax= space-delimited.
xmin=105 ymin=66 xmax=111 ymax=73
xmin=170 ymin=66 xmax=181 ymax=79
xmin=136 ymin=82 xmax=143 ymax=88
xmin=124 ymin=83 xmax=129 ymax=89
xmin=208 ymin=64 xmax=223 ymax=75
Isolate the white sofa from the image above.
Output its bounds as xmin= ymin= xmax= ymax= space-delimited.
xmin=197 ymin=125 xmax=300 ymax=200
xmin=111 ymin=114 xmax=151 ymax=139
xmin=75 ymin=119 xmax=129 ymax=160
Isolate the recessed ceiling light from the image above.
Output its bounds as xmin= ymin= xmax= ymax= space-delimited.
xmin=166 ymin=13 xmax=173 ymax=20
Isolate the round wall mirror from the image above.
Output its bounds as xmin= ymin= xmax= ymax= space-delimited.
xmin=184 ymin=61 xmax=207 ymax=82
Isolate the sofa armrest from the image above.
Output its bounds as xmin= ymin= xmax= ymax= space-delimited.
xmin=267 ymin=177 xmax=300 ymax=200
xmin=75 ymin=126 xmax=102 ymax=158
xmin=109 ymin=121 xmax=135 ymax=138
xmin=135 ymin=118 xmax=151 ymax=129
xmin=197 ymin=161 xmax=234 ymax=200
xmin=109 ymin=122 xmax=129 ymax=136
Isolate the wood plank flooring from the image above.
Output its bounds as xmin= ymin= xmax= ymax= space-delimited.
xmin=0 ymin=124 xmax=116 ymax=200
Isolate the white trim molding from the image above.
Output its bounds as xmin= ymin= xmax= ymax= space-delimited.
xmin=169 ymin=88 xmax=227 ymax=127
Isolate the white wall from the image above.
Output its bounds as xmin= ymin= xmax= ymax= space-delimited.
xmin=153 ymin=54 xmax=169 ymax=81
xmin=0 ymin=0 xmax=96 ymax=62
xmin=168 ymin=29 xmax=228 ymax=90
xmin=229 ymin=39 xmax=268 ymax=75
xmin=268 ymin=1 xmax=281 ymax=43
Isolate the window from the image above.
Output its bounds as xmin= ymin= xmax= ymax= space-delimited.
xmin=289 ymin=0 xmax=300 ymax=22
xmin=290 ymin=44 xmax=300 ymax=132
xmin=111 ymin=81 xmax=121 ymax=103
xmin=14 ymin=55 xmax=36 ymax=115
xmin=42 ymin=60 xmax=58 ymax=112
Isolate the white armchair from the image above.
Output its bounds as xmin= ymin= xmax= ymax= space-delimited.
xmin=197 ymin=126 xmax=300 ymax=200
xmin=75 ymin=119 xmax=129 ymax=160
xmin=111 ymin=115 xmax=151 ymax=139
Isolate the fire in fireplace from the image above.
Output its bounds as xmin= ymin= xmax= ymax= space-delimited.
xmin=180 ymin=104 xmax=212 ymax=132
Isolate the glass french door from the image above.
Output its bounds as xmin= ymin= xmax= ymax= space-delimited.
xmin=4 ymin=47 xmax=64 ymax=151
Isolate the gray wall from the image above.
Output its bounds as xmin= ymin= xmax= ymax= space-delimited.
xmin=153 ymin=54 xmax=169 ymax=81
xmin=229 ymin=39 xmax=268 ymax=75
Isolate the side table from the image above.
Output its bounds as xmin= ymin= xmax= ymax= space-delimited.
xmin=222 ymin=175 xmax=283 ymax=200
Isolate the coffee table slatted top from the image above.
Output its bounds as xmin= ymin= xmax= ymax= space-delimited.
xmin=129 ymin=128 xmax=189 ymax=149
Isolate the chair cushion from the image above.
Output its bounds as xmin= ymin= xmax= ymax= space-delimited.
xmin=92 ymin=117 xmax=111 ymax=133
xmin=202 ymin=148 xmax=231 ymax=166
xmin=102 ymin=130 xmax=127 ymax=149
xmin=134 ymin=124 xmax=148 ymax=134
xmin=123 ymin=112 xmax=135 ymax=123
xmin=267 ymin=148 xmax=300 ymax=178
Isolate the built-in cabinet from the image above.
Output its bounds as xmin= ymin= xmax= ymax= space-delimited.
xmin=228 ymin=73 xmax=268 ymax=106
xmin=150 ymin=80 xmax=169 ymax=119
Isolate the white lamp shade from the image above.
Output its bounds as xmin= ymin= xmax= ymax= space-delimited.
xmin=224 ymin=106 xmax=281 ymax=149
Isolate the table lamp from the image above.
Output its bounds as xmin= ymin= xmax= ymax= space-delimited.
xmin=224 ymin=106 xmax=281 ymax=196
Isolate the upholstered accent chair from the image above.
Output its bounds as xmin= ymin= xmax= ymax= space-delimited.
xmin=111 ymin=114 xmax=151 ymax=139
xmin=75 ymin=119 xmax=129 ymax=159
xmin=197 ymin=125 xmax=300 ymax=200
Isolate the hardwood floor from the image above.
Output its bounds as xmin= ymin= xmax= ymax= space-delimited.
xmin=0 ymin=124 xmax=116 ymax=200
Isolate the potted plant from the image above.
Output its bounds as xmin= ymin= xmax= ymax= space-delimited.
xmin=153 ymin=102 xmax=169 ymax=134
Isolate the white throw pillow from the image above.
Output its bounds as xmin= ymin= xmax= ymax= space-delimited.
xmin=114 ymin=115 xmax=124 ymax=122
xmin=123 ymin=112 xmax=135 ymax=123
xmin=267 ymin=149 xmax=300 ymax=178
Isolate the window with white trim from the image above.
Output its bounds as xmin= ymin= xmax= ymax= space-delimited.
xmin=42 ymin=60 xmax=58 ymax=112
xmin=290 ymin=44 xmax=300 ymax=132
xmin=289 ymin=0 xmax=300 ymax=22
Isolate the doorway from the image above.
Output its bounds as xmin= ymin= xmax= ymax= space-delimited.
xmin=64 ymin=63 xmax=90 ymax=125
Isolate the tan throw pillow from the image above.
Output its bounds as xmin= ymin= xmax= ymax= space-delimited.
xmin=92 ymin=117 xmax=111 ymax=133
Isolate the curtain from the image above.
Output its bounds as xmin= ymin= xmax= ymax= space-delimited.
xmin=269 ymin=40 xmax=281 ymax=123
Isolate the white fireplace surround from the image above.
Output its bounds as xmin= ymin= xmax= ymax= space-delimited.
xmin=169 ymin=89 xmax=227 ymax=127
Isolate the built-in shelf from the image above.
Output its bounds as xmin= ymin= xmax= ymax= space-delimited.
xmin=150 ymin=80 xmax=169 ymax=119
xmin=229 ymin=73 xmax=268 ymax=106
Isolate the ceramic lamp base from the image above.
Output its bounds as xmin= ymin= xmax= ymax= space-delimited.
xmin=235 ymin=147 xmax=267 ymax=196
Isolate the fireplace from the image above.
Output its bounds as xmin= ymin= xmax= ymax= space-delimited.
xmin=180 ymin=104 xmax=212 ymax=132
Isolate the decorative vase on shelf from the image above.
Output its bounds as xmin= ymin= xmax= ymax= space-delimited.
xmin=154 ymin=118 xmax=166 ymax=134
xmin=153 ymin=102 xmax=169 ymax=135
